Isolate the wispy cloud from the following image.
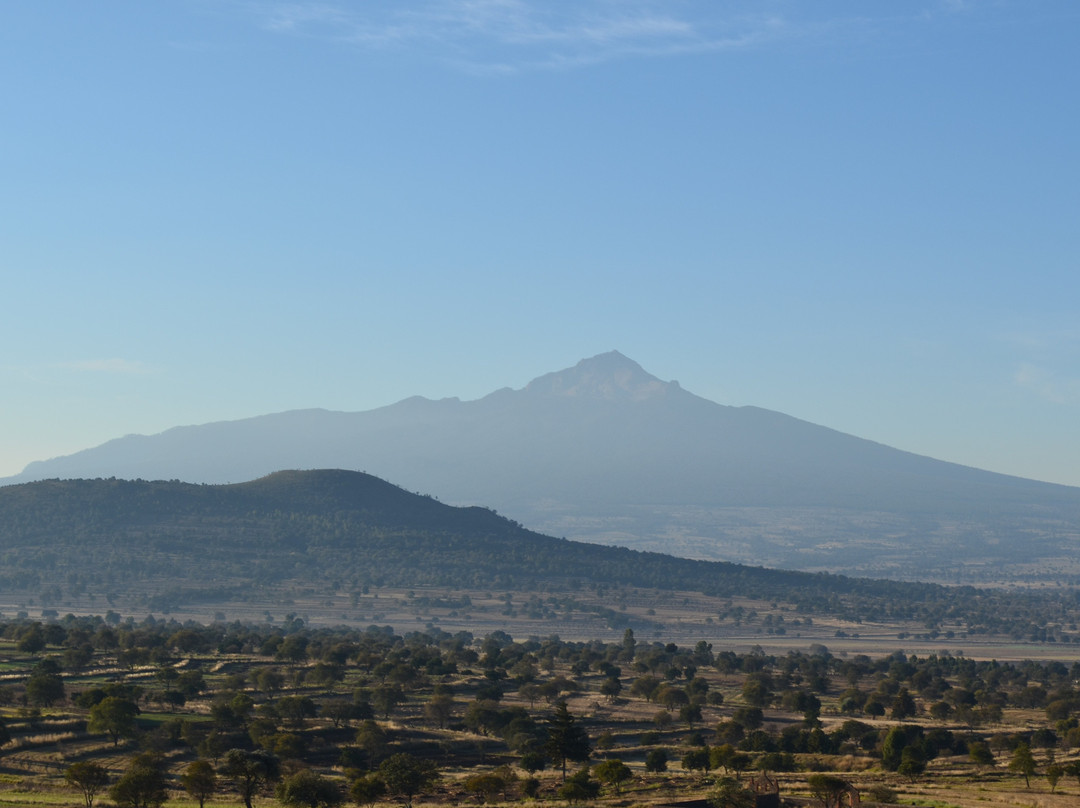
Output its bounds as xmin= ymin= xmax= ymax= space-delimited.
xmin=1005 ymin=328 xmax=1080 ymax=404
xmin=60 ymin=359 xmax=153 ymax=375
xmin=1014 ymin=363 xmax=1080 ymax=405
xmin=249 ymin=1 xmax=816 ymax=72
xmin=244 ymin=0 xmax=1012 ymax=73
xmin=1003 ymin=327 xmax=1080 ymax=352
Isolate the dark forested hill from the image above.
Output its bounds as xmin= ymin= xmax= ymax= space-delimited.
xmin=1 ymin=470 xmax=1078 ymax=641
xmin=5 ymin=353 xmax=1080 ymax=583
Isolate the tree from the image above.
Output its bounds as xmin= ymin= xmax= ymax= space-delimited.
xmin=109 ymin=755 xmax=167 ymax=808
xmin=1008 ymin=743 xmax=1037 ymax=789
xmin=968 ymin=741 xmax=995 ymax=767
xmin=371 ymin=684 xmax=404 ymax=719
xmin=711 ymin=744 xmax=736 ymax=774
xmin=757 ymin=752 xmax=796 ymax=773
xmin=863 ymin=697 xmax=886 ymax=717
xmin=276 ymin=634 xmax=309 ymax=662
xmin=355 ymin=720 xmax=390 ymax=766
xmin=890 ymin=689 xmax=917 ymax=720
xmin=1065 ymin=760 xmax=1080 ymax=787
xmin=88 ymin=696 xmax=140 ymax=745
xmin=741 ymin=676 xmax=773 ymax=708
xmin=658 ymin=685 xmax=689 ymax=710
xmin=630 ymin=675 xmax=661 ymax=702
xmin=881 ymin=725 xmax=921 ymax=771
xmin=177 ymin=669 xmax=206 ymax=698
xmin=423 ymin=692 xmax=455 ymax=729
xmin=682 ymin=747 xmax=712 ymax=776
xmin=715 ymin=721 xmax=744 ymax=746
xmin=318 ymin=700 xmax=354 ymax=729
xmin=708 ymin=776 xmax=755 ymax=808
xmin=255 ymin=668 xmax=284 ymax=696
xmin=897 ymin=747 xmax=926 ymax=782
xmin=276 ymin=695 xmax=317 ymax=728
xmin=600 ymin=677 xmax=622 ymax=703
xmin=18 ymin=624 xmax=48 ymax=654
xmin=545 ymin=701 xmax=591 ymax=781
xmin=520 ymin=751 xmax=547 ymax=773
xmin=464 ymin=700 xmax=502 ymax=736
xmin=595 ymin=731 xmax=615 ymax=754
xmin=269 ymin=732 xmax=306 ymax=761
xmin=222 ymin=749 xmax=281 ymax=808
xmin=729 ymin=751 xmax=753 ymax=779
xmin=378 ymin=753 xmax=439 ymax=808
xmin=621 ymin=628 xmax=637 ymax=660
xmin=782 ymin=690 xmax=821 ymax=725
xmin=731 ymin=706 xmax=763 ymax=731
xmin=557 ymin=770 xmax=600 ymax=804
xmin=276 ymin=770 xmax=343 ymax=808
xmin=25 ymin=659 xmax=65 ymax=707
xmin=645 ymin=748 xmax=669 ymax=772
xmin=463 ymin=772 xmax=506 ymax=803
xmin=1046 ymin=763 xmax=1064 ymax=793
xmin=680 ymin=702 xmax=703 ymax=729
xmin=593 ymin=759 xmax=632 ymax=794
xmin=929 ymin=701 xmax=952 ymax=721
xmin=181 ymin=761 xmax=217 ymax=808
xmin=521 ymin=777 xmax=540 ymax=799
xmin=808 ymin=774 xmax=851 ymax=808
xmin=65 ymin=761 xmax=109 ymax=808
xmin=349 ymin=775 xmax=385 ymax=808
xmin=519 ymin=682 xmax=542 ymax=707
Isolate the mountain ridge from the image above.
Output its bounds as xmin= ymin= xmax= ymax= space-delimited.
xmin=5 ymin=353 xmax=1079 ymax=582
xmin=2 ymin=469 xmax=1079 ymax=645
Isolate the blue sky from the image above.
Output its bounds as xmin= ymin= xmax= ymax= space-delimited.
xmin=3 ymin=0 xmax=1079 ymax=486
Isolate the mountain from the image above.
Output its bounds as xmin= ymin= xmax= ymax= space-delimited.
xmin=6 ymin=352 xmax=1080 ymax=582
xmin=0 ymin=470 xmax=1073 ymax=642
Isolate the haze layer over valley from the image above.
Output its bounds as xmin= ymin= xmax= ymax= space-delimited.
xmin=8 ymin=353 xmax=1079 ymax=584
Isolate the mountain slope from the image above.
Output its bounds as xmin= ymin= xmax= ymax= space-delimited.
xmin=6 ymin=352 xmax=1080 ymax=581
xmin=0 ymin=470 xmax=1074 ymax=642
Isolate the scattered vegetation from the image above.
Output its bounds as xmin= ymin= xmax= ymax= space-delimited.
xmin=0 ymin=615 xmax=1075 ymax=806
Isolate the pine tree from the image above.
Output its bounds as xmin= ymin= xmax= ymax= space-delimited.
xmin=545 ymin=701 xmax=591 ymax=781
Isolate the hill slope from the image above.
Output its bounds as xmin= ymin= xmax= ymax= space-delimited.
xmin=0 ymin=470 xmax=1076 ymax=641
xmin=6 ymin=352 xmax=1080 ymax=582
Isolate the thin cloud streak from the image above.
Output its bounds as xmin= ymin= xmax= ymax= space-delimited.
xmin=250 ymin=1 xmax=826 ymax=72
xmin=1014 ymin=363 xmax=1080 ymax=405
xmin=1001 ymin=328 xmax=1080 ymax=404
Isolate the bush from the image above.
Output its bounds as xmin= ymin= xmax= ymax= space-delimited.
xmin=558 ymin=770 xmax=600 ymax=804
xmin=866 ymin=785 xmax=898 ymax=804
xmin=277 ymin=769 xmax=343 ymax=808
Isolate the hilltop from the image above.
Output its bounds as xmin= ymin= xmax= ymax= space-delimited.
xmin=6 ymin=353 xmax=1080 ymax=583
xmin=1 ymin=470 xmax=1078 ymax=645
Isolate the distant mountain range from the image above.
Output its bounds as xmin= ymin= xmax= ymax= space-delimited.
xmin=6 ymin=352 xmax=1080 ymax=582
